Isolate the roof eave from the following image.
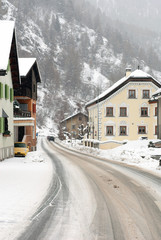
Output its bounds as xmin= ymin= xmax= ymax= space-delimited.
xmin=0 ymin=70 xmax=7 ymax=76
xmin=86 ymin=76 xmax=161 ymax=108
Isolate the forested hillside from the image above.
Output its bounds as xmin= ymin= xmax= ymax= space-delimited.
xmin=1 ymin=0 xmax=161 ymax=132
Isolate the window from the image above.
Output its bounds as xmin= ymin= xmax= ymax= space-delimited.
xmin=120 ymin=126 xmax=127 ymax=135
xmin=141 ymin=107 xmax=148 ymax=117
xmin=120 ymin=107 xmax=127 ymax=117
xmin=72 ymin=125 xmax=75 ymax=129
xmin=155 ymin=126 xmax=158 ymax=135
xmin=79 ymin=116 xmax=82 ymax=121
xmin=106 ymin=126 xmax=113 ymax=136
xmin=138 ymin=126 xmax=146 ymax=134
xmin=20 ymin=103 xmax=28 ymax=111
xmin=129 ymin=90 xmax=136 ymax=98
xmin=143 ymin=90 xmax=150 ymax=99
xmin=155 ymin=107 xmax=158 ymax=116
xmin=106 ymin=107 xmax=113 ymax=117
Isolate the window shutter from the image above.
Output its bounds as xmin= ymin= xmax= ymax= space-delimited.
xmin=0 ymin=83 xmax=3 ymax=98
xmin=5 ymin=84 xmax=9 ymax=99
xmin=7 ymin=60 xmax=10 ymax=73
xmin=0 ymin=117 xmax=4 ymax=133
xmin=10 ymin=88 xmax=14 ymax=102
xmin=33 ymin=103 xmax=36 ymax=113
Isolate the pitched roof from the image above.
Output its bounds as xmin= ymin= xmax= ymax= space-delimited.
xmin=18 ymin=58 xmax=36 ymax=76
xmin=86 ymin=69 xmax=161 ymax=107
xmin=152 ymin=88 xmax=161 ymax=98
xmin=61 ymin=112 xmax=88 ymax=123
xmin=0 ymin=20 xmax=15 ymax=73
xmin=18 ymin=58 xmax=41 ymax=82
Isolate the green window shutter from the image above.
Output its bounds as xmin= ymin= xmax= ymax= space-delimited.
xmin=5 ymin=84 xmax=9 ymax=99
xmin=10 ymin=88 xmax=14 ymax=102
xmin=7 ymin=60 xmax=10 ymax=73
xmin=0 ymin=83 xmax=3 ymax=98
xmin=0 ymin=117 xmax=4 ymax=134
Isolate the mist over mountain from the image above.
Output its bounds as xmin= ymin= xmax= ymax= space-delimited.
xmin=1 ymin=0 xmax=161 ymax=132
xmin=88 ymin=0 xmax=161 ymax=32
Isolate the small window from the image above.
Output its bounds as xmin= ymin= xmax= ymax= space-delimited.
xmin=106 ymin=107 xmax=113 ymax=117
xmin=138 ymin=126 xmax=146 ymax=134
xmin=155 ymin=107 xmax=157 ymax=116
xmin=155 ymin=126 xmax=158 ymax=135
xmin=106 ymin=126 xmax=113 ymax=136
xmin=120 ymin=126 xmax=127 ymax=135
xmin=72 ymin=125 xmax=75 ymax=129
xmin=143 ymin=90 xmax=150 ymax=99
xmin=79 ymin=116 xmax=82 ymax=121
xmin=141 ymin=107 xmax=148 ymax=117
xmin=120 ymin=107 xmax=127 ymax=117
xmin=129 ymin=90 xmax=136 ymax=99
xmin=20 ymin=103 xmax=28 ymax=111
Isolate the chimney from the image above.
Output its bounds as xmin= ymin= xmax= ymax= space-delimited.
xmin=125 ymin=68 xmax=131 ymax=77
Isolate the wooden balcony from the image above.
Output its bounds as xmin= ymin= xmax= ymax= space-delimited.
xmin=14 ymin=110 xmax=31 ymax=118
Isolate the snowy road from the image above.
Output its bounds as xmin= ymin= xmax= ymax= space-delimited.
xmin=18 ymin=138 xmax=161 ymax=240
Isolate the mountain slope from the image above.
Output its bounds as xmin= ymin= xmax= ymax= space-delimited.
xmin=1 ymin=0 xmax=161 ymax=133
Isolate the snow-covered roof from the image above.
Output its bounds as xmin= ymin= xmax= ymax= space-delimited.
xmin=152 ymin=88 xmax=161 ymax=98
xmin=18 ymin=58 xmax=36 ymax=76
xmin=0 ymin=20 xmax=15 ymax=72
xmin=86 ymin=69 xmax=161 ymax=107
xmin=61 ymin=112 xmax=88 ymax=123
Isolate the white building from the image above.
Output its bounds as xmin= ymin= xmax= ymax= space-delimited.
xmin=0 ymin=21 xmax=20 ymax=160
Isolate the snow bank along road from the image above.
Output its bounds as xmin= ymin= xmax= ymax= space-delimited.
xmin=19 ymin=138 xmax=161 ymax=240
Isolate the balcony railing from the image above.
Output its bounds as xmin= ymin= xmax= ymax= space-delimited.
xmin=14 ymin=110 xmax=31 ymax=118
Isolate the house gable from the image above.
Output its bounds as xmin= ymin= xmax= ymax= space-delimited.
xmin=16 ymin=58 xmax=41 ymax=100
xmin=86 ymin=70 xmax=161 ymax=108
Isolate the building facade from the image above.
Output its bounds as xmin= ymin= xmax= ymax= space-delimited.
xmin=14 ymin=58 xmax=41 ymax=151
xmin=152 ymin=89 xmax=161 ymax=139
xmin=0 ymin=21 xmax=20 ymax=160
xmin=86 ymin=69 xmax=161 ymax=149
xmin=61 ymin=112 xmax=88 ymax=140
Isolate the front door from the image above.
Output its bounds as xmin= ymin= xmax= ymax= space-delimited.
xmin=18 ymin=126 xmax=25 ymax=142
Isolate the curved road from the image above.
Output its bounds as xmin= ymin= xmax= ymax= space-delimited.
xmin=18 ymin=138 xmax=161 ymax=240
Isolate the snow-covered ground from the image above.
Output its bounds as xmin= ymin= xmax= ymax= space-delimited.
xmin=0 ymin=137 xmax=161 ymax=240
xmin=0 ymin=139 xmax=53 ymax=240
xmin=59 ymin=139 xmax=161 ymax=176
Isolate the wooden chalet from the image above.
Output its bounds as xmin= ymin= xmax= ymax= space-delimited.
xmin=14 ymin=58 xmax=41 ymax=151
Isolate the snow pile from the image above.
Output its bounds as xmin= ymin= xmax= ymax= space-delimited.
xmin=0 ymin=141 xmax=53 ymax=240
xmin=100 ymin=140 xmax=161 ymax=171
xmin=59 ymin=139 xmax=161 ymax=174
